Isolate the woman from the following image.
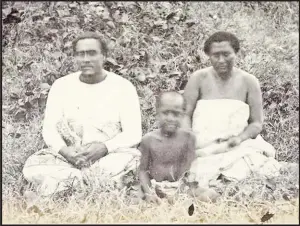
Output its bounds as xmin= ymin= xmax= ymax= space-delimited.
xmin=23 ymin=32 xmax=142 ymax=197
xmin=182 ymin=31 xmax=281 ymax=187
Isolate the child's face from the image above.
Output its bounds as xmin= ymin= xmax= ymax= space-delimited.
xmin=157 ymin=95 xmax=185 ymax=134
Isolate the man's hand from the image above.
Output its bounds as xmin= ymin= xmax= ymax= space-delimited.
xmin=144 ymin=193 xmax=162 ymax=204
xmin=59 ymin=146 xmax=82 ymax=167
xmin=74 ymin=156 xmax=89 ymax=169
xmin=75 ymin=142 xmax=108 ymax=168
xmin=227 ymin=136 xmax=242 ymax=148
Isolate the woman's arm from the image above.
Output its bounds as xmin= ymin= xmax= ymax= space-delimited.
xmin=239 ymin=75 xmax=263 ymax=142
xmin=182 ymin=73 xmax=201 ymax=129
xmin=181 ymin=132 xmax=197 ymax=174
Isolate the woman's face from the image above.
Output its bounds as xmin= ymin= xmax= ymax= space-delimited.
xmin=208 ymin=41 xmax=236 ymax=75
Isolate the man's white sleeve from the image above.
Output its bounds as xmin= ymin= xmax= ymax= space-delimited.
xmin=104 ymin=82 xmax=142 ymax=152
xmin=42 ymin=80 xmax=67 ymax=153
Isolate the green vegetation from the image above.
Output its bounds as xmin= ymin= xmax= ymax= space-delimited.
xmin=2 ymin=1 xmax=299 ymax=223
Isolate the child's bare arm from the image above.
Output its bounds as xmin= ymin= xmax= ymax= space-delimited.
xmin=138 ymin=138 xmax=152 ymax=195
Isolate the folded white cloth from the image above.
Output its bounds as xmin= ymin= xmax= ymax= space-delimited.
xmin=23 ymin=115 xmax=141 ymax=197
xmin=189 ymin=99 xmax=281 ymax=187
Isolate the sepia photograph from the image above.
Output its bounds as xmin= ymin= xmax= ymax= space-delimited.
xmin=2 ymin=1 xmax=299 ymax=224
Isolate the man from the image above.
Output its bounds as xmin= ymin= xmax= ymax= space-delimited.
xmin=23 ymin=32 xmax=142 ymax=197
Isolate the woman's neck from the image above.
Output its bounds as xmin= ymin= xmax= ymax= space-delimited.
xmin=213 ymin=67 xmax=235 ymax=82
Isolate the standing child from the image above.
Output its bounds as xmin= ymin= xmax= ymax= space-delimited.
xmin=138 ymin=91 xmax=219 ymax=203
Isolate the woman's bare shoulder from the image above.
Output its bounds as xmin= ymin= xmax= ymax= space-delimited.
xmin=190 ymin=67 xmax=213 ymax=80
xmin=236 ymin=68 xmax=260 ymax=86
xmin=185 ymin=67 xmax=213 ymax=93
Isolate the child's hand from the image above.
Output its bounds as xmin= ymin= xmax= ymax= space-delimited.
xmin=145 ymin=193 xmax=162 ymax=204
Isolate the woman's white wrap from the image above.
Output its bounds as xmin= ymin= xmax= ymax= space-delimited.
xmin=189 ymin=99 xmax=281 ymax=187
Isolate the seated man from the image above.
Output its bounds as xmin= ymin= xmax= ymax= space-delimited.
xmin=138 ymin=91 xmax=219 ymax=204
xmin=182 ymin=31 xmax=281 ymax=187
xmin=22 ymin=32 xmax=142 ymax=197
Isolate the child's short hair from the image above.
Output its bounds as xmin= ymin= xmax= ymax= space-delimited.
xmin=156 ymin=91 xmax=187 ymax=111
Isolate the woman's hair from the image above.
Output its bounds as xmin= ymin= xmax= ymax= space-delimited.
xmin=204 ymin=31 xmax=240 ymax=55
xmin=72 ymin=32 xmax=108 ymax=57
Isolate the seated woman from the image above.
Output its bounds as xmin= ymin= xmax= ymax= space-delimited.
xmin=22 ymin=32 xmax=142 ymax=197
xmin=182 ymin=31 xmax=281 ymax=187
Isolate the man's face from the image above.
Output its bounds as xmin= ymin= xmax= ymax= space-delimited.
xmin=157 ymin=95 xmax=185 ymax=134
xmin=208 ymin=41 xmax=236 ymax=75
xmin=75 ymin=38 xmax=105 ymax=76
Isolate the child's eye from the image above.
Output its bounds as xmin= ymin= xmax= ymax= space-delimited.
xmin=174 ymin=112 xmax=179 ymax=117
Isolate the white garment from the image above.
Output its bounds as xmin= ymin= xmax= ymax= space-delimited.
xmin=192 ymin=99 xmax=250 ymax=148
xmin=23 ymin=148 xmax=141 ymax=197
xmin=42 ymin=70 xmax=142 ymax=153
xmin=189 ymin=99 xmax=281 ymax=187
xmin=23 ymin=70 xmax=142 ymax=196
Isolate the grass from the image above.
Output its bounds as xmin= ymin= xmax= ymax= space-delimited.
xmin=2 ymin=1 xmax=299 ymax=223
xmin=2 ymin=192 xmax=299 ymax=224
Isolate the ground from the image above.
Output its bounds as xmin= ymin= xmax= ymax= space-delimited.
xmin=2 ymin=1 xmax=299 ymax=223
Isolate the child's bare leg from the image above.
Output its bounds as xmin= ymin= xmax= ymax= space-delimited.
xmin=127 ymin=184 xmax=145 ymax=205
xmin=138 ymin=184 xmax=161 ymax=204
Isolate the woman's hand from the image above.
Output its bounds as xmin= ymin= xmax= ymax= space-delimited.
xmin=226 ymin=136 xmax=242 ymax=148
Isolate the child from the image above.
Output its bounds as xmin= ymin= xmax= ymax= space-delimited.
xmin=138 ymin=91 xmax=198 ymax=203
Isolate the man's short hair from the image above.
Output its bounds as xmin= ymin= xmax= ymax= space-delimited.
xmin=72 ymin=32 xmax=108 ymax=57
xmin=204 ymin=31 xmax=240 ymax=55
xmin=156 ymin=91 xmax=187 ymax=111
